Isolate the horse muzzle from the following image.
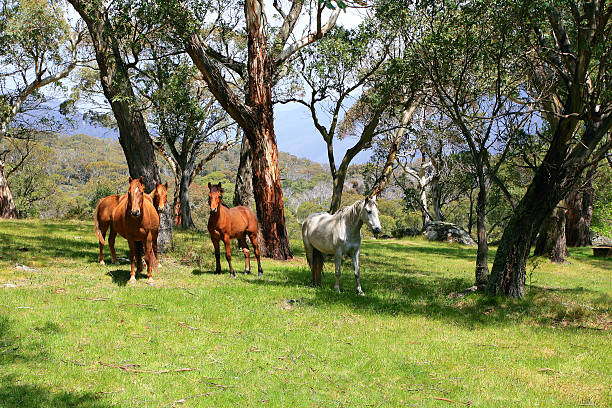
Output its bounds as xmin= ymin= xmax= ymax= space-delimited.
xmin=210 ymin=207 xmax=218 ymax=214
xmin=372 ymin=227 xmax=382 ymax=234
xmin=130 ymin=210 xmax=141 ymax=217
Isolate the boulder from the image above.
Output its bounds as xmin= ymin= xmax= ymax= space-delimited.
xmin=423 ymin=221 xmax=476 ymax=246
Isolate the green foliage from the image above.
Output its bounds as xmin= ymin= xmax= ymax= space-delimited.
xmin=88 ymin=185 xmax=115 ymax=210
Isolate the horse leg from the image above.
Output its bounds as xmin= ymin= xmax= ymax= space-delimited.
xmin=239 ymin=235 xmax=250 ymax=274
xmin=248 ymin=232 xmax=263 ymax=277
xmin=212 ymin=238 xmax=221 ymax=274
xmin=135 ymin=241 xmax=144 ymax=274
xmin=312 ymin=248 xmax=323 ymax=287
xmin=98 ymin=229 xmax=106 ymax=265
xmin=352 ymin=249 xmax=364 ymax=296
xmin=223 ymin=236 xmax=235 ymax=277
xmin=334 ymin=250 xmax=343 ymax=293
xmin=108 ymin=227 xmax=118 ymax=264
xmin=127 ymin=240 xmax=137 ymax=284
xmin=144 ymin=233 xmax=156 ymax=285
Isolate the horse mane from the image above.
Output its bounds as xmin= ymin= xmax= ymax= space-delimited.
xmin=335 ymin=199 xmax=364 ymax=225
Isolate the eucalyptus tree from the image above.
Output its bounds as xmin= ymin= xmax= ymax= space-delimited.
xmin=163 ymin=0 xmax=346 ymax=259
xmin=488 ymin=0 xmax=612 ymax=297
xmin=136 ymin=55 xmax=238 ymax=228
xmin=66 ymin=0 xmax=176 ymax=250
xmin=283 ymin=23 xmax=402 ymax=213
xmin=0 ymin=0 xmax=85 ymax=218
xmin=406 ymin=0 xmax=530 ymax=288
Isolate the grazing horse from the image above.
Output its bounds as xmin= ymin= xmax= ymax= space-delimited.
xmin=111 ymin=177 xmax=160 ymax=284
xmin=207 ymin=182 xmax=262 ymax=277
xmin=301 ymin=196 xmax=382 ymax=295
xmin=94 ymin=182 xmax=167 ymax=265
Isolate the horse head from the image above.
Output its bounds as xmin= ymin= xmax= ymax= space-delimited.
xmin=127 ymin=176 xmax=145 ymax=218
xmin=362 ymin=195 xmax=382 ymax=234
xmin=208 ymin=182 xmax=223 ymax=214
xmin=152 ymin=182 xmax=168 ymax=211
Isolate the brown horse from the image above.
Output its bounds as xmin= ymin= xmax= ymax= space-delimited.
xmin=111 ymin=177 xmax=160 ymax=284
xmin=207 ymin=182 xmax=262 ymax=277
xmin=94 ymin=182 xmax=167 ymax=265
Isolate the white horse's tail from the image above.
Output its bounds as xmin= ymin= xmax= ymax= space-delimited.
xmin=311 ymin=247 xmax=324 ymax=286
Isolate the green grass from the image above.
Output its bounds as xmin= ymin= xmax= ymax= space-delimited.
xmin=0 ymin=219 xmax=610 ymax=407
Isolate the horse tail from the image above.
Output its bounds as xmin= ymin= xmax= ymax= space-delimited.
xmin=93 ymin=200 xmax=105 ymax=246
xmin=312 ymin=247 xmax=324 ymax=286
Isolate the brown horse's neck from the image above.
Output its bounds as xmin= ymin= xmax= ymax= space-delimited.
xmin=210 ymin=202 xmax=232 ymax=224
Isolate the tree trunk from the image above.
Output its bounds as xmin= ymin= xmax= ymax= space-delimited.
xmin=474 ymin=176 xmax=489 ymax=287
xmin=68 ymin=0 xmax=172 ymax=251
xmin=173 ymin=174 xmax=182 ymax=226
xmin=565 ymin=170 xmax=594 ymax=247
xmin=534 ymin=203 xmax=568 ymax=263
xmin=233 ymin=132 xmax=253 ymax=208
xmin=0 ymin=160 xmax=18 ymax=219
xmin=419 ymin=185 xmax=431 ymax=229
xmin=329 ymin=172 xmax=346 ymax=214
xmin=487 ymin=163 xmax=568 ymax=298
xmin=179 ymin=172 xmax=195 ymax=229
xmin=430 ymin=175 xmax=444 ymax=221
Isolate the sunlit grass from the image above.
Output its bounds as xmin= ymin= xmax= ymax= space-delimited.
xmin=0 ymin=219 xmax=610 ymax=407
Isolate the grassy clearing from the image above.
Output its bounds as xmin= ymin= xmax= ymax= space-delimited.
xmin=0 ymin=219 xmax=610 ymax=407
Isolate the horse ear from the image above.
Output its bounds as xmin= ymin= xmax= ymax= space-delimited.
xmin=371 ymin=195 xmax=377 ymax=201
xmin=139 ymin=176 xmax=144 ymax=184
xmin=164 ymin=182 xmax=168 ymax=188
xmin=218 ymin=182 xmax=223 ymax=193
xmin=129 ymin=176 xmax=133 ymax=182
xmin=208 ymin=182 xmax=212 ymax=190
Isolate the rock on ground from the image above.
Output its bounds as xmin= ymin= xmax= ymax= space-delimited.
xmin=423 ymin=221 xmax=476 ymax=246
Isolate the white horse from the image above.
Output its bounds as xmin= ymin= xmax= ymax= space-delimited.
xmin=301 ymin=196 xmax=382 ymax=295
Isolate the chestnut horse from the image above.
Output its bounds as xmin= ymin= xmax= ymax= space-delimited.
xmin=94 ymin=182 xmax=167 ymax=265
xmin=207 ymin=182 xmax=262 ymax=277
xmin=111 ymin=177 xmax=160 ymax=284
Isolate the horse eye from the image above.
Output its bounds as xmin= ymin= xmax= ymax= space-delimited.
xmin=367 ymin=210 xmax=372 ymax=214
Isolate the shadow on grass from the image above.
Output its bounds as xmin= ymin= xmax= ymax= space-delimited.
xmin=0 ymin=314 xmax=112 ymax=407
xmin=248 ymin=261 xmax=608 ymax=331
xmin=0 ymin=374 xmax=113 ymax=408
xmin=106 ymin=269 xmax=152 ymax=286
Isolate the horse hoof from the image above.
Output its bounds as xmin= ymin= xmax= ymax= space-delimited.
xmin=258 ymin=271 xmax=263 ymax=278
xmin=128 ymin=278 xmax=137 ymax=285
xmin=99 ymin=260 xmax=105 ymax=265
xmin=147 ymin=279 xmax=155 ymax=286
xmin=358 ymin=291 xmax=365 ymax=296
xmin=244 ymin=269 xmax=251 ymax=275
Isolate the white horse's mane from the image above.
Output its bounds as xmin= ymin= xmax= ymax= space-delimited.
xmin=335 ymin=199 xmax=365 ymax=225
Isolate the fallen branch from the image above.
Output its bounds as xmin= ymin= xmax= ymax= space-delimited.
xmin=432 ymin=397 xmax=471 ymax=405
xmin=99 ymin=361 xmax=196 ymax=374
xmin=77 ymin=297 xmax=110 ymax=301
xmin=168 ymin=393 xmax=210 ymax=407
xmin=118 ymin=303 xmax=158 ymax=310
xmin=203 ymin=381 xmax=235 ymax=389
xmin=178 ymin=322 xmax=199 ymax=330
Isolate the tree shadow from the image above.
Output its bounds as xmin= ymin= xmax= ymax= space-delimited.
xmin=0 ymin=374 xmax=113 ymax=408
xmin=249 ymin=261 xmax=608 ymax=331
xmin=0 ymin=318 xmax=114 ymax=407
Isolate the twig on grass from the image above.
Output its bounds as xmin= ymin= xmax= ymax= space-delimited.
xmin=99 ymin=361 xmax=196 ymax=374
xmin=208 ymin=354 xmax=225 ymax=365
xmin=178 ymin=321 xmax=199 ymax=330
xmin=77 ymin=297 xmax=110 ymax=301
xmin=168 ymin=393 xmax=210 ymax=407
xmin=433 ymin=397 xmax=471 ymax=405
xmin=203 ymin=381 xmax=235 ymax=389
xmin=118 ymin=303 xmax=158 ymax=310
